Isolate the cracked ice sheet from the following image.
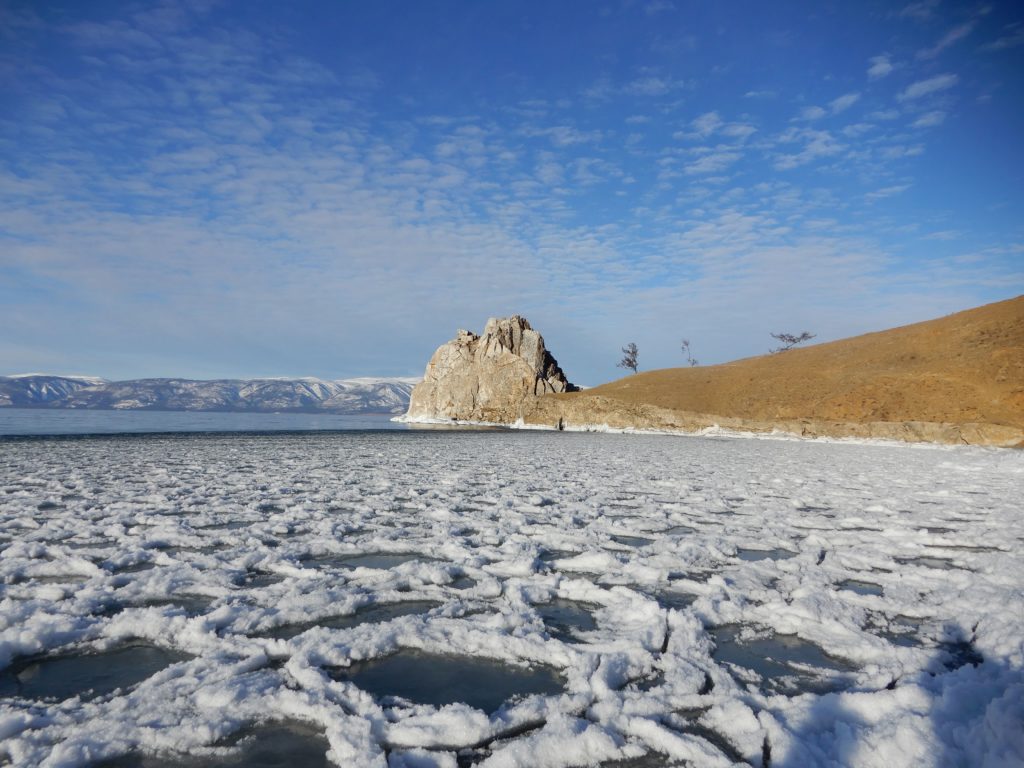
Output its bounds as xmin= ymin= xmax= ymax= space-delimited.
xmin=0 ymin=431 xmax=1022 ymax=767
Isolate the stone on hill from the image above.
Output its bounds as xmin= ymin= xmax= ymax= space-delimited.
xmin=404 ymin=316 xmax=576 ymax=423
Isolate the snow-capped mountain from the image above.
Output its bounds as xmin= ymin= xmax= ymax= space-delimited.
xmin=0 ymin=375 xmax=418 ymax=414
xmin=0 ymin=374 xmax=108 ymax=407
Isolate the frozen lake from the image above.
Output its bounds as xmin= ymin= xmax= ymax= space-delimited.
xmin=1 ymin=429 xmax=1022 ymax=767
xmin=0 ymin=408 xmax=407 ymax=436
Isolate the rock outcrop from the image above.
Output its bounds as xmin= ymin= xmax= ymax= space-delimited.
xmin=404 ymin=316 xmax=576 ymax=423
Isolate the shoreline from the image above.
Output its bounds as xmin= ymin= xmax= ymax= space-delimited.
xmin=393 ymin=411 xmax=1021 ymax=450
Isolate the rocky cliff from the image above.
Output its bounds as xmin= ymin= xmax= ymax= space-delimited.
xmin=403 ymin=316 xmax=576 ymax=423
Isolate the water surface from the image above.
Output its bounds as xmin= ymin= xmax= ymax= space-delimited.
xmin=0 ymin=408 xmax=407 ymax=436
xmin=711 ymin=625 xmax=855 ymax=695
xmin=537 ymin=599 xmax=599 ymax=643
xmin=259 ymin=600 xmax=440 ymax=639
xmin=0 ymin=645 xmax=191 ymax=701
xmin=331 ymin=651 xmax=563 ymax=712
xmin=99 ymin=721 xmax=330 ymax=768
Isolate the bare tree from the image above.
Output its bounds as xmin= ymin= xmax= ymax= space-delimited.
xmin=617 ymin=342 xmax=639 ymax=374
xmin=770 ymin=331 xmax=815 ymax=353
xmin=680 ymin=338 xmax=699 ymax=366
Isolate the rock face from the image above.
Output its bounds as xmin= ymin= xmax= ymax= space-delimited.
xmin=404 ymin=316 xmax=576 ymax=423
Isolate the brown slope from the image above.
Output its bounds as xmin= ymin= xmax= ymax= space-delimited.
xmin=549 ymin=295 xmax=1024 ymax=433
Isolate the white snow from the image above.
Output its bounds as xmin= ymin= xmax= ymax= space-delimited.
xmin=0 ymin=431 xmax=1021 ymax=767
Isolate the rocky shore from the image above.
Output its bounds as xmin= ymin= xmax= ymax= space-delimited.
xmin=403 ymin=299 xmax=1024 ymax=447
xmin=519 ymin=393 xmax=1024 ymax=446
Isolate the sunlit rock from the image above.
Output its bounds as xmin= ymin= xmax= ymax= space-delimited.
xmin=403 ymin=315 xmax=576 ymax=423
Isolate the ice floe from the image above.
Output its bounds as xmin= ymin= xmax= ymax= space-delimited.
xmin=1 ymin=430 xmax=1022 ymax=766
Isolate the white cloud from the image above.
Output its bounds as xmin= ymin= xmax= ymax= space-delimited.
xmin=917 ymin=21 xmax=976 ymax=59
xmin=644 ymin=0 xmax=675 ymax=14
xmin=898 ymin=74 xmax=958 ymax=101
xmin=982 ymin=23 xmax=1024 ymax=51
xmin=535 ymin=154 xmax=564 ymax=185
xmin=573 ymin=158 xmax=607 ymax=185
xmin=798 ymin=105 xmax=828 ymax=121
xmin=773 ymin=129 xmax=843 ymax=170
xmin=721 ymin=123 xmax=757 ymax=139
xmin=684 ymin=150 xmax=742 ymax=175
xmin=691 ymin=111 xmax=723 ymax=137
xmin=865 ymin=184 xmax=911 ymax=201
xmin=344 ymin=67 xmax=381 ymax=90
xmin=912 ymin=110 xmax=947 ymax=128
xmin=523 ymin=125 xmax=602 ymax=147
xmin=587 ymin=74 xmax=685 ymax=99
xmin=62 ymin=19 xmax=161 ymax=50
xmin=900 ymin=1 xmax=939 ymax=21
xmin=582 ymin=77 xmax=614 ymax=100
xmin=624 ymin=76 xmax=683 ymax=97
xmin=867 ymin=54 xmax=894 ymax=79
xmin=842 ymin=123 xmax=874 ymax=137
xmin=830 ymin=92 xmax=861 ymax=114
xmin=880 ymin=144 xmax=925 ymax=159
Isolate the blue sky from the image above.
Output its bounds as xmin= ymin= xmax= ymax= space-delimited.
xmin=1 ymin=0 xmax=1022 ymax=384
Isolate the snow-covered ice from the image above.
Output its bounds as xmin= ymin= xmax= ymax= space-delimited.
xmin=1 ymin=430 xmax=1022 ymax=767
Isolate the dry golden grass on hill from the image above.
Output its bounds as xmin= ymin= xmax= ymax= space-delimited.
xmin=574 ymin=295 xmax=1024 ymax=431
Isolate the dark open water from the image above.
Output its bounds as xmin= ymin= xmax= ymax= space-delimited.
xmin=0 ymin=408 xmax=408 ymax=436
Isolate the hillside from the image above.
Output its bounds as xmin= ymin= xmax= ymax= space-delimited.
xmin=524 ymin=296 xmax=1024 ymax=445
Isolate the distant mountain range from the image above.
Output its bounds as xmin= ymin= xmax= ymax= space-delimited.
xmin=0 ymin=374 xmax=419 ymax=414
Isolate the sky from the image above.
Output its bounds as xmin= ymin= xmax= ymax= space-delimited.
xmin=1 ymin=0 xmax=1022 ymax=385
